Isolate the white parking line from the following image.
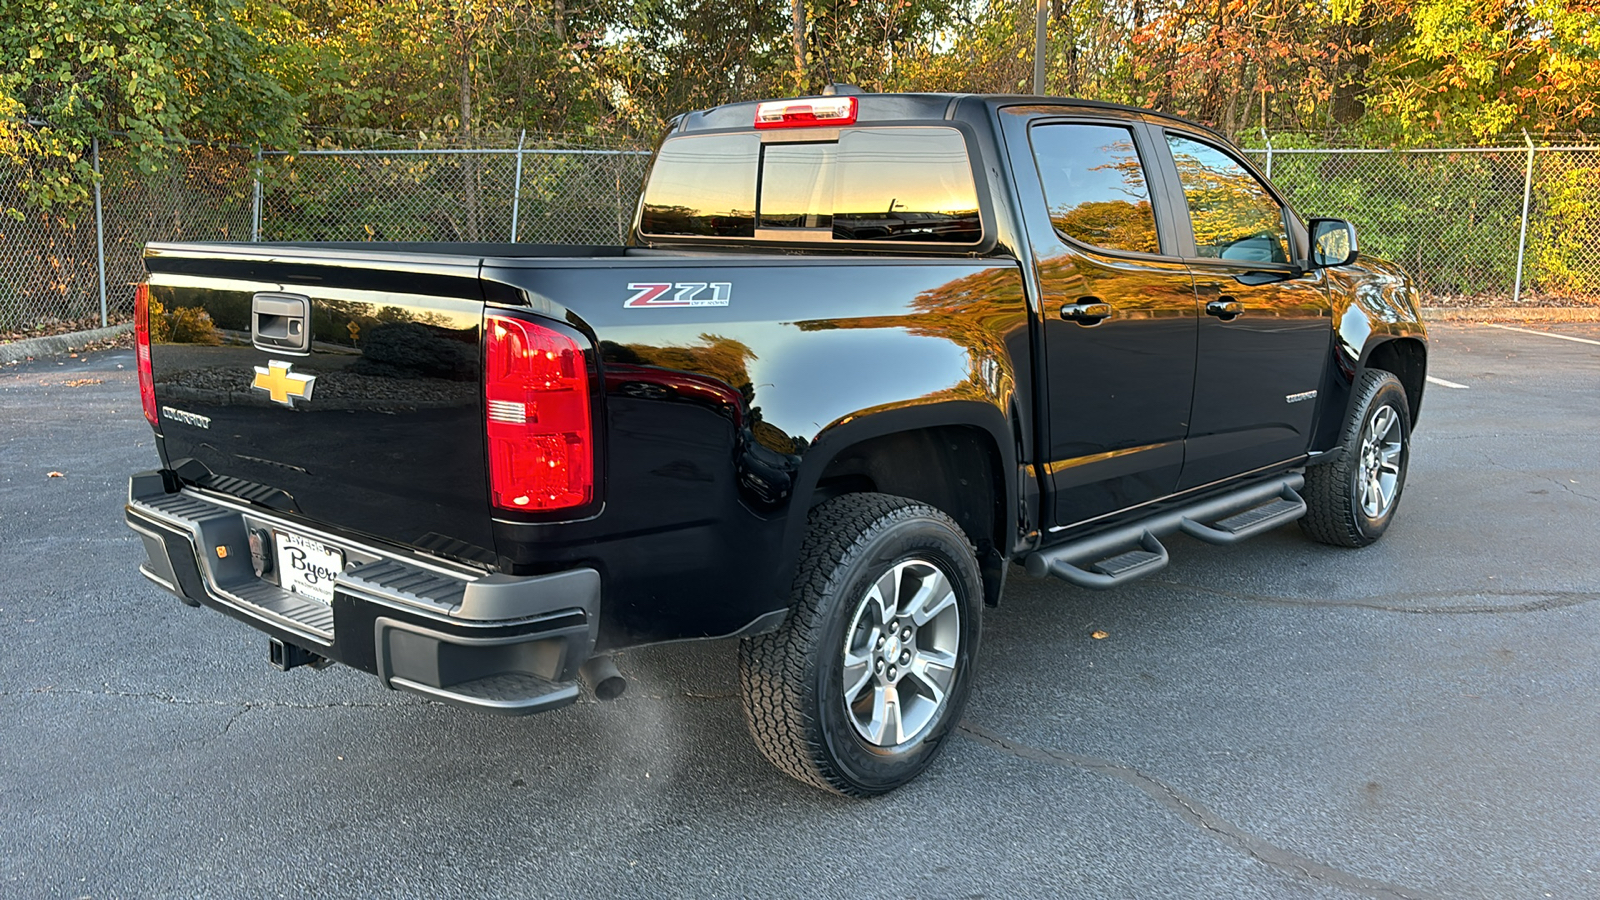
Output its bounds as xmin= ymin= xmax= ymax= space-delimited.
xmin=1484 ymin=323 xmax=1600 ymax=347
xmin=1426 ymin=375 xmax=1469 ymax=389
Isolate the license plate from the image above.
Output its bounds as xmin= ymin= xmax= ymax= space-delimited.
xmin=273 ymin=531 xmax=344 ymax=605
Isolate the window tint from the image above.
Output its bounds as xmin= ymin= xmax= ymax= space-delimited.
xmin=1031 ymin=124 xmax=1159 ymax=254
xmin=757 ymin=128 xmax=981 ymax=243
xmin=759 ymin=143 xmax=836 ymax=230
xmin=1165 ymin=134 xmax=1290 ymax=263
xmin=643 ymin=127 xmax=980 ymax=244
xmin=830 ymin=129 xmax=980 ymax=242
xmin=639 ymin=134 xmax=758 ymax=237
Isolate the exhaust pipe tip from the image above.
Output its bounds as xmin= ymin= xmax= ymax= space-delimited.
xmin=579 ymin=655 xmax=626 ymax=701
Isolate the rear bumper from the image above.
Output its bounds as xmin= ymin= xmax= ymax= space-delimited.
xmin=124 ymin=470 xmax=598 ymax=715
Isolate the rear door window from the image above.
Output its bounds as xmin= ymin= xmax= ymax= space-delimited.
xmin=1030 ymin=123 xmax=1161 ymax=255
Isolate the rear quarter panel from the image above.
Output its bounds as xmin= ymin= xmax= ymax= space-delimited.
xmin=484 ymin=256 xmax=1030 ymax=648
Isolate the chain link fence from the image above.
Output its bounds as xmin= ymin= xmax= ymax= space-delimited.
xmin=4 ymin=136 xmax=1598 ymax=334
xmin=1 ymin=138 xmax=651 ymax=333
xmin=1 ymin=143 xmax=255 ymax=332
xmin=259 ymin=147 xmax=650 ymax=244
xmin=1248 ymin=143 xmax=1600 ymax=303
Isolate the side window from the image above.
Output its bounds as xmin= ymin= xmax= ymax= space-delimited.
xmin=1165 ymin=134 xmax=1290 ymax=264
xmin=1030 ymin=123 xmax=1160 ymax=255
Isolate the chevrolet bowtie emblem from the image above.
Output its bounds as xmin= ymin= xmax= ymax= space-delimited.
xmin=253 ymin=360 xmax=316 ymax=407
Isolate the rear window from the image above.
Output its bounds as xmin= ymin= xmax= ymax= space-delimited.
xmin=639 ymin=127 xmax=981 ymax=245
xmin=638 ymin=134 xmax=759 ymax=237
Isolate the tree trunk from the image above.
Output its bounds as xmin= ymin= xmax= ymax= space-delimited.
xmin=551 ymin=0 xmax=568 ymax=44
xmin=792 ymin=0 xmax=807 ymax=92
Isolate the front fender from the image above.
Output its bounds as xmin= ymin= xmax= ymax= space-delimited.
xmin=1314 ymin=256 xmax=1429 ymax=452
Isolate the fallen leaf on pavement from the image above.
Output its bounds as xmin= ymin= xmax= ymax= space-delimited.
xmin=1091 ymin=630 xmax=1109 ymax=640
xmin=47 ymin=471 xmax=66 ymax=478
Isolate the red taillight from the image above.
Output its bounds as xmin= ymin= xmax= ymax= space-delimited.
xmin=135 ymin=282 xmax=158 ymax=428
xmin=484 ymin=314 xmax=594 ymax=512
xmin=754 ymin=96 xmax=858 ymax=129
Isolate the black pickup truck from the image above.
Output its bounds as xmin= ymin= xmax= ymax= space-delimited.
xmin=126 ymin=91 xmax=1426 ymax=796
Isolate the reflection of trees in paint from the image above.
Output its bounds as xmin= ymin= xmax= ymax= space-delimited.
xmin=604 ymin=333 xmax=758 ymax=391
xmin=796 ymin=265 xmax=1029 ymax=406
xmin=601 ymin=334 xmax=804 ymax=457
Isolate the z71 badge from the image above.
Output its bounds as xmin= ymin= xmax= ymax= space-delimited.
xmin=625 ymin=282 xmax=732 ymax=308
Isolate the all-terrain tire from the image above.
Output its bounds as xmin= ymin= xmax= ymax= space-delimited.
xmin=1300 ymin=370 xmax=1412 ymax=547
xmin=738 ymin=493 xmax=983 ymax=796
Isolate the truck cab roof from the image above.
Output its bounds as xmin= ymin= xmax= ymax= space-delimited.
xmin=674 ymin=92 xmax=1233 ymax=146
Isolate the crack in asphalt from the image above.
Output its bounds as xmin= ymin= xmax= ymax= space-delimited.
xmin=1472 ymin=447 xmax=1600 ymax=503
xmin=1148 ymin=583 xmax=1600 ymax=615
xmin=956 ymin=722 xmax=1443 ymax=900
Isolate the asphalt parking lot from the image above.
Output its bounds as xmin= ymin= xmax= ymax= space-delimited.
xmin=2 ymin=323 xmax=1597 ymax=899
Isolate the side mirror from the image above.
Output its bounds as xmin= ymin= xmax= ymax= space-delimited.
xmin=1307 ymin=218 xmax=1359 ymax=268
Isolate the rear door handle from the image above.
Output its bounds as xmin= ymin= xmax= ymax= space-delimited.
xmin=1206 ymin=299 xmax=1243 ymax=320
xmin=1061 ymin=301 xmax=1113 ymax=325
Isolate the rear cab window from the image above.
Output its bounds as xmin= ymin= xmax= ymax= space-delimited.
xmin=639 ymin=127 xmax=983 ymax=247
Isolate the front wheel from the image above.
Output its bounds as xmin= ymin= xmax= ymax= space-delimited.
xmin=739 ymin=493 xmax=983 ymax=796
xmin=1301 ymin=370 xmax=1413 ymax=547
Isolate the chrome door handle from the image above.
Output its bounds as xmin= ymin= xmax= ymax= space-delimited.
xmin=1206 ymin=299 xmax=1243 ymax=320
xmin=1061 ymin=301 xmax=1113 ymax=325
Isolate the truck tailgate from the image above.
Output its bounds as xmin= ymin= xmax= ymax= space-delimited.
xmin=142 ymin=244 xmax=496 ymax=563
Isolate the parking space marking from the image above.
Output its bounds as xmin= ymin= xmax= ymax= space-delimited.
xmin=1483 ymin=323 xmax=1600 ymax=347
xmin=1425 ymin=375 xmax=1469 ymax=389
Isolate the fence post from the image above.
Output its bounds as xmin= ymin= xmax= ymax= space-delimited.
xmin=251 ymin=148 xmax=263 ymax=242
xmin=1512 ymin=130 xmax=1535 ymax=304
xmin=92 ymin=136 xmax=107 ymax=327
xmin=1260 ymin=127 xmax=1273 ymax=178
xmin=511 ymin=130 xmax=525 ymax=242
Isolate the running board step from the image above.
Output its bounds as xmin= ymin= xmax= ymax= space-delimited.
xmin=1025 ymin=475 xmax=1306 ymax=590
xmin=1179 ymin=493 xmax=1307 ymax=546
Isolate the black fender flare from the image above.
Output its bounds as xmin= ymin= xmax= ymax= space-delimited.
xmin=766 ymin=399 xmax=1020 ymax=609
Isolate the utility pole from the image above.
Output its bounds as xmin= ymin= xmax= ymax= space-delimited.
xmin=1034 ymin=0 xmax=1048 ymax=95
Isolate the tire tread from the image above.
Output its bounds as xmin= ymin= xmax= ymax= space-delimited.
xmin=1300 ymin=370 xmax=1408 ymax=548
xmin=738 ymin=493 xmax=973 ymax=796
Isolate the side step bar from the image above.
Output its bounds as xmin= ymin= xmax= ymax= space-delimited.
xmin=1025 ymin=475 xmax=1307 ymax=589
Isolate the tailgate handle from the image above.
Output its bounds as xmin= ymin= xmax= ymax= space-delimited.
xmin=253 ymin=292 xmax=311 ymax=354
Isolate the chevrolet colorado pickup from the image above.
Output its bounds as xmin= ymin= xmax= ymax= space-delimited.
xmin=126 ymin=91 xmax=1427 ymax=796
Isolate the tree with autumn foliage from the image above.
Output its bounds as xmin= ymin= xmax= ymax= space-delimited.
xmin=5 ymin=0 xmax=1600 ymax=196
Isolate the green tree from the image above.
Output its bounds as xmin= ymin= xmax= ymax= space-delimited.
xmin=0 ymin=0 xmax=294 ymax=209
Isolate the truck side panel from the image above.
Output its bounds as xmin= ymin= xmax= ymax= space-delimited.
xmin=483 ymin=257 xmax=1030 ymax=648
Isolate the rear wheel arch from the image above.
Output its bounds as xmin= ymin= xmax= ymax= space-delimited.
xmin=785 ymin=407 xmax=1016 ymax=608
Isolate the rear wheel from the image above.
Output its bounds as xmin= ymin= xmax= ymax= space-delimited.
xmin=739 ymin=493 xmax=982 ymax=796
xmin=1301 ymin=370 xmax=1412 ymax=547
